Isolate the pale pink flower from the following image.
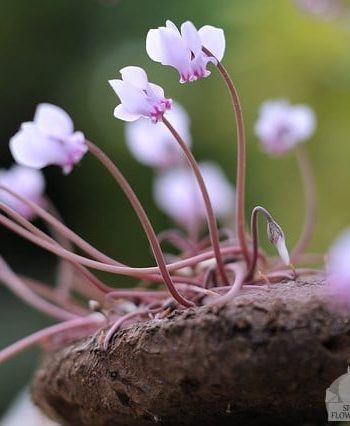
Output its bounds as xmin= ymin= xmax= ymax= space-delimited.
xmin=125 ymin=102 xmax=191 ymax=168
xmin=146 ymin=20 xmax=225 ymax=83
xmin=295 ymin=0 xmax=341 ymax=19
xmin=0 ymin=165 xmax=45 ymax=219
xmin=10 ymin=104 xmax=87 ymax=174
xmin=254 ymin=100 xmax=316 ymax=155
xmin=109 ymin=66 xmax=172 ymax=123
xmin=327 ymin=230 xmax=350 ymax=309
xmin=153 ymin=162 xmax=234 ymax=231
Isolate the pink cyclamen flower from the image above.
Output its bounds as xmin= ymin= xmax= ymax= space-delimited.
xmin=10 ymin=104 xmax=87 ymax=174
xmin=327 ymin=230 xmax=350 ymax=309
xmin=109 ymin=66 xmax=172 ymax=123
xmin=154 ymin=162 xmax=234 ymax=232
xmin=125 ymin=101 xmax=191 ymax=168
xmin=0 ymin=165 xmax=45 ymax=219
xmin=254 ymin=99 xmax=316 ymax=155
xmin=146 ymin=20 xmax=225 ymax=83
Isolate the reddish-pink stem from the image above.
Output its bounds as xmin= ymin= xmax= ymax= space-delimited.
xmin=162 ymin=116 xmax=229 ymax=286
xmin=0 ymin=314 xmax=105 ymax=364
xmin=0 ymin=212 xmax=244 ymax=276
xmin=86 ymin=141 xmax=194 ymax=308
xmin=203 ymin=47 xmax=250 ymax=267
xmin=0 ymin=257 xmax=77 ymax=321
xmin=290 ymin=146 xmax=316 ymax=263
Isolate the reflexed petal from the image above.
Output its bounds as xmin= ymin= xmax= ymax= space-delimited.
xmin=255 ymin=99 xmax=316 ymax=155
xmin=154 ymin=168 xmax=200 ymax=230
xmin=147 ymin=27 xmax=191 ymax=78
xmin=181 ymin=21 xmax=202 ymax=55
xmin=327 ymin=230 xmax=350 ymax=309
xmin=120 ymin=66 xmax=148 ymax=90
xmin=165 ymin=20 xmax=180 ymax=33
xmin=125 ymin=102 xmax=191 ymax=167
xmin=0 ymin=165 xmax=45 ymax=219
xmin=10 ymin=124 xmax=67 ymax=169
xmin=34 ymin=103 xmax=74 ymax=140
xmin=198 ymin=25 xmax=226 ymax=61
xmin=153 ymin=162 xmax=234 ymax=230
xmin=146 ymin=29 xmax=165 ymax=62
xmin=198 ymin=162 xmax=235 ymax=218
xmin=109 ymin=79 xmax=150 ymax=116
xmin=289 ymin=106 xmax=316 ymax=140
xmin=114 ymin=104 xmax=141 ymax=122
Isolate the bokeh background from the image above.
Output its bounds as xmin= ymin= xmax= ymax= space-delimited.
xmin=1 ymin=0 xmax=350 ymax=415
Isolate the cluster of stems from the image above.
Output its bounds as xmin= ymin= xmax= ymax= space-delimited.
xmin=0 ymin=51 xmax=320 ymax=364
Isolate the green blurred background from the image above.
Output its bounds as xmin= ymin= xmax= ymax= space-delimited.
xmin=1 ymin=0 xmax=350 ymax=415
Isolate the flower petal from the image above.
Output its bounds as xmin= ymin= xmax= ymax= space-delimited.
xmin=147 ymin=26 xmax=192 ymax=79
xmin=181 ymin=21 xmax=202 ymax=55
xmin=198 ymin=25 xmax=226 ymax=61
xmin=125 ymin=102 xmax=191 ymax=167
xmin=10 ymin=123 xmax=68 ymax=169
xmin=34 ymin=103 xmax=74 ymax=140
xmin=120 ymin=66 xmax=148 ymax=90
xmin=114 ymin=104 xmax=141 ymax=122
xmin=109 ymin=79 xmax=150 ymax=117
xmin=0 ymin=165 xmax=45 ymax=219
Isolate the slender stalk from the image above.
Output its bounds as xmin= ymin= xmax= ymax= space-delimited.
xmin=0 ymin=185 xmax=121 ymax=266
xmin=0 ymin=212 xmax=244 ymax=276
xmin=86 ymin=141 xmax=194 ymax=308
xmin=246 ymin=206 xmax=275 ymax=280
xmin=103 ymin=304 xmax=161 ymax=349
xmin=208 ymin=262 xmax=245 ymax=305
xmin=45 ymin=199 xmax=74 ymax=300
xmin=162 ymin=117 xmax=229 ymax=286
xmin=203 ymin=47 xmax=250 ymax=267
xmin=21 ymin=276 xmax=89 ymax=316
xmin=0 ymin=202 xmax=112 ymax=295
xmin=290 ymin=146 xmax=316 ymax=263
xmin=0 ymin=257 xmax=77 ymax=321
xmin=0 ymin=314 xmax=105 ymax=364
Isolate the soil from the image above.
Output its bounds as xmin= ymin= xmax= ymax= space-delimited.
xmin=31 ymin=277 xmax=350 ymax=425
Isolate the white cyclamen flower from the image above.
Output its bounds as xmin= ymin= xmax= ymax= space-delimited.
xmin=125 ymin=102 xmax=191 ymax=168
xmin=0 ymin=165 xmax=45 ymax=219
xmin=327 ymin=229 xmax=350 ymax=308
xmin=254 ymin=99 xmax=316 ymax=155
xmin=109 ymin=66 xmax=172 ymax=123
xmin=154 ymin=162 xmax=234 ymax=231
xmin=10 ymin=103 xmax=87 ymax=174
xmin=146 ymin=20 xmax=225 ymax=83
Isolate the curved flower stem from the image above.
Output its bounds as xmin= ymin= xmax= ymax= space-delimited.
xmin=103 ymin=304 xmax=162 ymax=349
xmin=290 ymin=146 xmax=316 ymax=263
xmin=0 ymin=256 xmax=78 ymax=321
xmin=162 ymin=117 xmax=229 ymax=286
xmin=208 ymin=262 xmax=245 ymax=305
xmin=21 ymin=276 xmax=89 ymax=316
xmin=0 ymin=313 xmax=105 ymax=365
xmin=203 ymin=47 xmax=250 ymax=267
xmin=86 ymin=140 xmax=194 ymax=308
xmin=246 ymin=206 xmax=274 ymax=281
xmin=0 ymin=202 xmax=112 ymax=295
xmin=44 ymin=199 xmax=74 ymax=300
xmin=0 ymin=212 xmax=245 ymax=277
xmin=0 ymin=185 xmax=121 ymax=266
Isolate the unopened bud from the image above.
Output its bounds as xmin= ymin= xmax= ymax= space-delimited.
xmin=267 ymin=220 xmax=290 ymax=266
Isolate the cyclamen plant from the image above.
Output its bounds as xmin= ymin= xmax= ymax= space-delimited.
xmin=0 ymin=19 xmax=340 ymax=366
